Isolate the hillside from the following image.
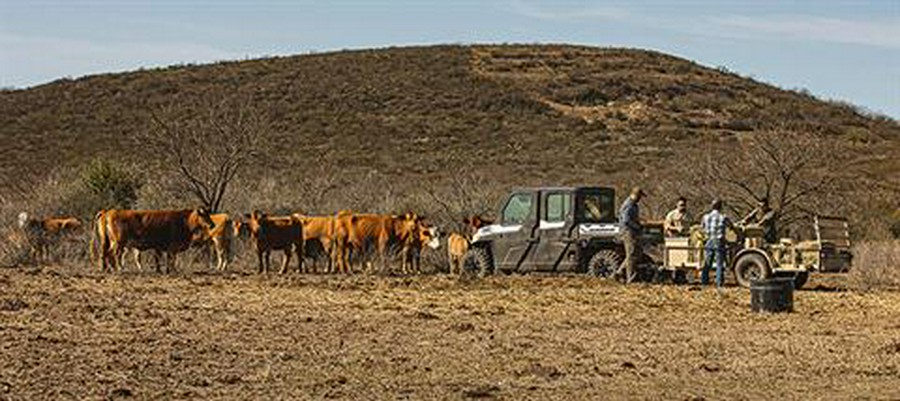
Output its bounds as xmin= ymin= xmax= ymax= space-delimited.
xmin=0 ymin=44 xmax=897 ymax=234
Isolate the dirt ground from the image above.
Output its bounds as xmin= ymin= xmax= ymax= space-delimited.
xmin=1 ymin=266 xmax=898 ymax=400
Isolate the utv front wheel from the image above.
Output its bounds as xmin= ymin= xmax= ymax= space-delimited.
xmin=588 ymin=250 xmax=623 ymax=279
xmin=464 ymin=247 xmax=493 ymax=277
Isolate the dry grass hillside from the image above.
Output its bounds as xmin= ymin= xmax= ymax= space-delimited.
xmin=0 ymin=44 xmax=898 ymax=235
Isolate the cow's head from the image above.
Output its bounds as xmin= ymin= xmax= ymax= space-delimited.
xmin=421 ymin=225 xmax=440 ymax=250
xmin=407 ymin=214 xmax=440 ymax=250
xmin=246 ymin=210 xmax=267 ymax=237
xmin=191 ymin=207 xmax=217 ymax=234
xmin=232 ymin=219 xmax=246 ymax=239
xmin=197 ymin=207 xmax=215 ymax=226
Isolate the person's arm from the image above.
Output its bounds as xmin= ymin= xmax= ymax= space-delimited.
xmin=740 ymin=207 xmax=759 ymax=225
xmin=629 ymin=205 xmax=642 ymax=231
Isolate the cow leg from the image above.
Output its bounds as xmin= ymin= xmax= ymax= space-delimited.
xmin=219 ymin=237 xmax=231 ymax=271
xmin=153 ymin=250 xmax=162 ymax=273
xmin=296 ymin=243 xmax=304 ymax=274
xmin=396 ymin=243 xmax=408 ymax=275
xmin=133 ymin=248 xmax=143 ymax=271
xmin=331 ymin=240 xmax=343 ymax=274
xmin=106 ymin=241 xmax=116 ymax=273
xmin=97 ymin=246 xmax=107 ymax=272
xmin=213 ymin=240 xmax=223 ymax=271
xmin=256 ymin=250 xmax=265 ymax=274
xmin=219 ymin=245 xmax=228 ymax=271
xmin=333 ymin=240 xmax=342 ymax=274
xmin=448 ymin=247 xmax=456 ymax=275
xmin=280 ymin=248 xmax=291 ymax=274
xmin=167 ymin=252 xmax=178 ymax=274
xmin=96 ymin=239 xmax=106 ymax=272
xmin=110 ymin=241 xmax=122 ymax=273
xmin=204 ymin=244 xmax=214 ymax=270
xmin=325 ymin=241 xmax=334 ymax=274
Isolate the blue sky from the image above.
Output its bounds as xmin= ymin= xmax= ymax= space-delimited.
xmin=2 ymin=0 xmax=898 ymax=118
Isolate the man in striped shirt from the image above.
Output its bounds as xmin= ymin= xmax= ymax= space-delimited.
xmin=701 ymin=199 xmax=733 ymax=287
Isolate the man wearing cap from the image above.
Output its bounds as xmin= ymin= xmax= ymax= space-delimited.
xmin=701 ymin=199 xmax=734 ymax=288
xmin=617 ymin=187 xmax=645 ymax=283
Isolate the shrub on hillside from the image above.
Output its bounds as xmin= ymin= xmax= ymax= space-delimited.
xmin=849 ymin=241 xmax=900 ymax=291
xmin=891 ymin=210 xmax=900 ymax=239
xmin=79 ymin=159 xmax=142 ymax=210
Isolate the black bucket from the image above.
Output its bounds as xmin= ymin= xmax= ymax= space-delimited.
xmin=750 ymin=277 xmax=794 ymax=313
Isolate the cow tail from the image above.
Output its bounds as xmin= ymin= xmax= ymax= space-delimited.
xmin=89 ymin=212 xmax=99 ymax=264
xmin=90 ymin=211 xmax=108 ymax=270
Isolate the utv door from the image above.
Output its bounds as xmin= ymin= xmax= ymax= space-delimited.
xmin=530 ymin=191 xmax=576 ymax=272
xmin=493 ymin=191 xmax=539 ymax=272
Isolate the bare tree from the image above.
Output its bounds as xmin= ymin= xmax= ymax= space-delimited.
xmin=143 ymin=97 xmax=271 ymax=213
xmin=424 ymin=163 xmax=504 ymax=233
xmin=682 ymin=128 xmax=843 ymax=230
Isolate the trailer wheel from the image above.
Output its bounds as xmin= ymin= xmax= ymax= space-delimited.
xmin=588 ymin=250 xmax=623 ymax=279
xmin=464 ymin=247 xmax=493 ymax=277
xmin=793 ymin=271 xmax=809 ymax=290
xmin=734 ymin=253 xmax=771 ymax=288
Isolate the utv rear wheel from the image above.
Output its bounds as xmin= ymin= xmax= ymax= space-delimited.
xmin=464 ymin=247 xmax=493 ymax=277
xmin=588 ymin=250 xmax=623 ymax=279
xmin=734 ymin=253 xmax=771 ymax=288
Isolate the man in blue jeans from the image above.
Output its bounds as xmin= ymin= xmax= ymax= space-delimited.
xmin=701 ymin=199 xmax=733 ymax=287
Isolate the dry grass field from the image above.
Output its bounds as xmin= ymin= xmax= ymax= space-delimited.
xmin=1 ymin=265 xmax=898 ymax=400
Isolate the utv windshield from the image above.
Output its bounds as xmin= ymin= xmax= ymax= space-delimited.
xmin=577 ymin=189 xmax=616 ymax=223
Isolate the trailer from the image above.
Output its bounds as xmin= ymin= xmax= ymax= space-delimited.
xmin=658 ymin=216 xmax=853 ymax=289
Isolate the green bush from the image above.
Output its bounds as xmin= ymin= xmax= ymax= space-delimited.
xmin=891 ymin=210 xmax=900 ymax=239
xmin=79 ymin=159 xmax=142 ymax=210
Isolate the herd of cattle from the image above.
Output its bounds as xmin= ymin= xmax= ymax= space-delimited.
xmin=14 ymin=208 xmax=492 ymax=275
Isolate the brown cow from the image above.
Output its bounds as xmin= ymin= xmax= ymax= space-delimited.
xmin=91 ymin=209 xmax=151 ymax=271
xmin=201 ymin=213 xmax=234 ymax=271
xmin=447 ymin=233 xmax=469 ymax=275
xmin=334 ymin=212 xmax=439 ymax=275
xmin=293 ymin=213 xmax=341 ymax=274
xmin=130 ymin=213 xmax=234 ymax=271
xmin=17 ymin=212 xmax=82 ymax=263
xmin=246 ymin=211 xmax=304 ymax=274
xmin=99 ymin=208 xmax=216 ymax=273
xmin=447 ymin=215 xmax=493 ymax=275
xmin=404 ymin=216 xmax=440 ymax=274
